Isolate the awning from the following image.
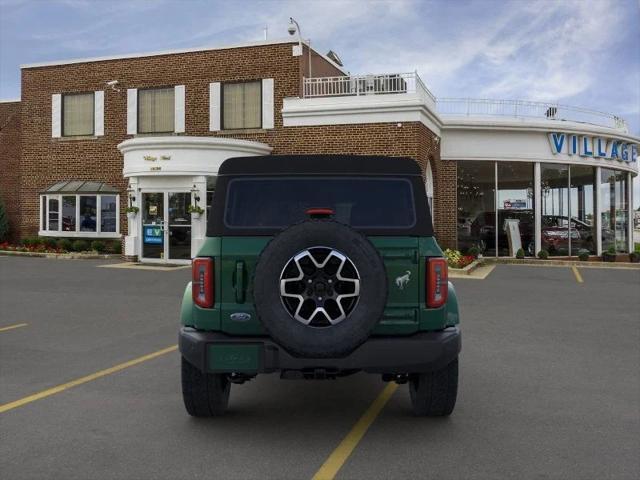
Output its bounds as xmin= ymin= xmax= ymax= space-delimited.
xmin=41 ymin=180 xmax=120 ymax=194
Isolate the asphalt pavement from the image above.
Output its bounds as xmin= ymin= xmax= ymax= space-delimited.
xmin=0 ymin=257 xmax=638 ymax=480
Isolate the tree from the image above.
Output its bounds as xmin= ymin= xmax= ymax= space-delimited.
xmin=0 ymin=196 xmax=9 ymax=242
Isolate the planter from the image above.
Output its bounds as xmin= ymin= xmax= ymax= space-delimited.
xmin=191 ymin=212 xmax=202 ymax=220
xmin=602 ymin=253 xmax=617 ymax=262
xmin=630 ymin=252 xmax=640 ymax=263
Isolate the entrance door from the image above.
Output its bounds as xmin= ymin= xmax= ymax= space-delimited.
xmin=142 ymin=192 xmax=165 ymax=260
xmin=141 ymin=192 xmax=192 ymax=262
xmin=167 ymin=192 xmax=192 ymax=261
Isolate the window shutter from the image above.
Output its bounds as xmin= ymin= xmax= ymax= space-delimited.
xmin=127 ymin=88 xmax=137 ymax=134
xmin=94 ymin=91 xmax=104 ymax=136
xmin=262 ymin=78 xmax=274 ymax=129
xmin=51 ymin=94 xmax=61 ymax=138
xmin=174 ymin=85 xmax=185 ymax=133
xmin=209 ymin=82 xmax=221 ymax=131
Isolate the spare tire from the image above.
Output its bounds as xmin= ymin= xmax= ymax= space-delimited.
xmin=253 ymin=220 xmax=387 ymax=358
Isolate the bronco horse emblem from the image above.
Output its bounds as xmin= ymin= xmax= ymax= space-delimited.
xmin=395 ymin=270 xmax=411 ymax=290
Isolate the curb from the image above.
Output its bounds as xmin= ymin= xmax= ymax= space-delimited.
xmin=486 ymin=257 xmax=640 ymax=270
xmin=449 ymin=259 xmax=483 ymax=275
xmin=0 ymin=250 xmax=120 ymax=260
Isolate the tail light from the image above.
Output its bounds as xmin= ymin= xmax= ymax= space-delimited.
xmin=192 ymin=257 xmax=214 ymax=308
xmin=426 ymin=258 xmax=448 ymax=308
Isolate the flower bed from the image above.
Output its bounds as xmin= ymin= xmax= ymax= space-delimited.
xmin=0 ymin=241 xmax=64 ymax=254
xmin=0 ymin=237 xmax=121 ymax=255
xmin=443 ymin=249 xmax=476 ymax=269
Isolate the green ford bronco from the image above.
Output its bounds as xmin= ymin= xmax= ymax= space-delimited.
xmin=179 ymin=155 xmax=461 ymax=417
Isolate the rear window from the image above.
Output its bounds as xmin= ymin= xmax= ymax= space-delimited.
xmin=224 ymin=177 xmax=416 ymax=229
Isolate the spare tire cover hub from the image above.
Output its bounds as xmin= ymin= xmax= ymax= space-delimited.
xmin=253 ymin=220 xmax=388 ymax=358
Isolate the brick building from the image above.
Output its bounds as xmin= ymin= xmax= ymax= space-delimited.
xmin=0 ymin=38 xmax=638 ymax=261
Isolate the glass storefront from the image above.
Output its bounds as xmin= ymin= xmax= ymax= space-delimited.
xmin=457 ymin=161 xmax=632 ymax=257
xmin=457 ymin=161 xmax=496 ymax=256
xmin=601 ymin=169 xmax=629 ymax=253
xmin=497 ymin=162 xmax=534 ymax=256
xmin=570 ymin=166 xmax=596 ymax=255
xmin=541 ymin=164 xmax=569 ymax=256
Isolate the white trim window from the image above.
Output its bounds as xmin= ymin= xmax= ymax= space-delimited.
xmin=39 ymin=181 xmax=120 ymax=238
xmin=128 ymin=85 xmax=185 ymax=134
xmin=52 ymin=91 xmax=104 ymax=138
xmin=222 ymin=80 xmax=262 ymax=130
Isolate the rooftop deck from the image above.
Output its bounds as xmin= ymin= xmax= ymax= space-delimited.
xmin=302 ymin=74 xmax=628 ymax=132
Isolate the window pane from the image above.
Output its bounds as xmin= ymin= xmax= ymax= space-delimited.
xmin=100 ymin=195 xmax=117 ymax=233
xmin=569 ymin=166 xmax=596 ymax=255
xmin=48 ymin=197 xmax=59 ymax=231
xmin=497 ymin=162 xmax=534 ymax=256
xmin=41 ymin=196 xmax=46 ymax=230
xmin=541 ymin=164 xmax=569 ymax=256
xmin=62 ymin=196 xmax=76 ymax=232
xmin=223 ymin=81 xmax=261 ymax=129
xmin=601 ymin=169 xmax=629 ymax=253
xmin=63 ymin=93 xmax=94 ymax=136
xmin=79 ymin=196 xmax=97 ymax=232
xmin=457 ymin=161 xmax=496 ymax=256
xmin=225 ymin=177 xmax=416 ymax=229
xmin=138 ymin=88 xmax=175 ymax=133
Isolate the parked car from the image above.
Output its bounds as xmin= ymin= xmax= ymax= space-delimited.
xmin=541 ymin=215 xmax=596 ymax=253
xmin=179 ymin=155 xmax=461 ymax=417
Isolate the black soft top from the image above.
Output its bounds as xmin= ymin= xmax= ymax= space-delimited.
xmin=208 ymin=155 xmax=433 ymax=237
xmin=218 ymin=155 xmax=424 ymax=176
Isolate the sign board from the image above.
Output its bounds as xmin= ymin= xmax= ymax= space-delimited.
xmin=548 ymin=132 xmax=638 ymax=163
xmin=503 ymin=219 xmax=522 ymax=257
xmin=503 ymin=199 xmax=527 ymax=210
xmin=143 ymin=226 xmax=163 ymax=245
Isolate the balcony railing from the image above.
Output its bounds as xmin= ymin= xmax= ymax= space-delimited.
xmin=301 ymin=73 xmax=628 ymax=132
xmin=437 ymin=98 xmax=628 ymax=131
xmin=303 ymin=72 xmax=436 ymax=103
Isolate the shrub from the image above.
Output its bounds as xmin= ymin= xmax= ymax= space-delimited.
xmin=57 ymin=238 xmax=73 ymax=252
xmin=537 ymin=249 xmax=549 ymax=260
xmin=577 ymin=249 xmax=589 ymax=261
xmin=40 ymin=237 xmax=58 ymax=249
xmin=72 ymin=239 xmax=89 ymax=252
xmin=109 ymin=240 xmax=122 ymax=254
xmin=468 ymin=246 xmax=480 ymax=258
xmin=0 ymin=197 xmax=9 ymax=242
xmin=443 ymin=248 xmax=462 ymax=268
xmin=91 ymin=240 xmax=106 ymax=253
xmin=21 ymin=236 xmax=40 ymax=247
xmin=606 ymin=245 xmax=616 ymax=255
xmin=515 ymin=248 xmax=525 ymax=259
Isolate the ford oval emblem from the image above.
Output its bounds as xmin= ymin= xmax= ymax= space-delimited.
xmin=230 ymin=312 xmax=252 ymax=322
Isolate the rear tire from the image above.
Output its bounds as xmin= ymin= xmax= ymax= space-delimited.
xmin=181 ymin=357 xmax=230 ymax=417
xmin=409 ymin=358 xmax=458 ymax=416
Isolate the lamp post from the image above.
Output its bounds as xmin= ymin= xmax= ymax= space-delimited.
xmin=288 ymin=17 xmax=312 ymax=88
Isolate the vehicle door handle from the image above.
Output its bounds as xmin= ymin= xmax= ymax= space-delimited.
xmin=235 ymin=261 xmax=246 ymax=303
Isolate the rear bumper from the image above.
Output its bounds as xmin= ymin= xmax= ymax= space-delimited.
xmin=179 ymin=327 xmax=461 ymax=374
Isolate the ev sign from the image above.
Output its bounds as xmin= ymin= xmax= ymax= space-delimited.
xmin=548 ymin=132 xmax=638 ymax=163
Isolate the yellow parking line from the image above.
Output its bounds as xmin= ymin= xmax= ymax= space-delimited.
xmin=571 ymin=266 xmax=584 ymax=284
xmin=0 ymin=323 xmax=28 ymax=333
xmin=0 ymin=345 xmax=177 ymax=414
xmin=312 ymin=382 xmax=399 ymax=480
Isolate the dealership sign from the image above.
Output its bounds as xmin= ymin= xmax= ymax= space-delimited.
xmin=548 ymin=133 xmax=638 ymax=163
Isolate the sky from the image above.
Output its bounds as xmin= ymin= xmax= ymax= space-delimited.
xmin=1 ymin=0 xmax=639 ymax=206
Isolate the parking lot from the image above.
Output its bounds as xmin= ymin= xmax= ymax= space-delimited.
xmin=1 ymin=257 xmax=638 ymax=480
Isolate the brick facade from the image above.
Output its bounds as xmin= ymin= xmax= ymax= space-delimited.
xmin=0 ymin=101 xmax=21 ymax=242
xmin=4 ymin=41 xmax=456 ymax=249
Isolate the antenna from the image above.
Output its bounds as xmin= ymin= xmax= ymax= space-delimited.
xmin=263 ymin=25 xmax=268 ymax=40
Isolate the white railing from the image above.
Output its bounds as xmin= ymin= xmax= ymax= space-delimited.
xmin=303 ymin=72 xmax=436 ymax=103
xmin=436 ymin=98 xmax=628 ymax=131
